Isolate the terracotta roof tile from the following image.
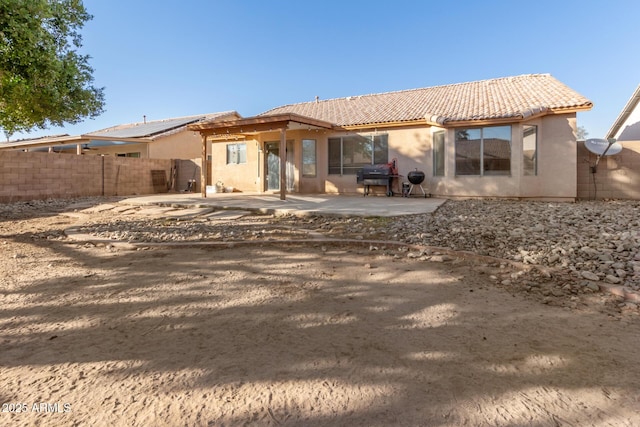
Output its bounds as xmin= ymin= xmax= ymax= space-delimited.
xmin=260 ymin=74 xmax=592 ymax=127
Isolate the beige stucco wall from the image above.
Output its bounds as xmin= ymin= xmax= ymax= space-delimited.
xmin=209 ymin=138 xmax=262 ymax=192
xmin=84 ymin=142 xmax=148 ymax=157
xmin=429 ymin=126 xmax=521 ymax=198
xmin=427 ymin=114 xmax=577 ymax=200
xmin=148 ymin=131 xmax=207 ymax=160
xmin=318 ymin=126 xmax=431 ymax=195
xmin=44 ymin=130 xmax=208 ymax=159
xmin=521 ymin=114 xmax=577 ymax=200
xmin=205 ymin=113 xmax=579 ymax=200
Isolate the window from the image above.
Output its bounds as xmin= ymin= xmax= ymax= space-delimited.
xmin=433 ymin=130 xmax=445 ymax=176
xmin=328 ymin=134 xmax=388 ymax=175
xmin=302 ymin=139 xmax=316 ymax=177
xmin=523 ymin=125 xmax=537 ymax=176
xmin=226 ymin=143 xmax=246 ymax=165
xmin=455 ymin=126 xmax=511 ymax=176
xmin=117 ymin=152 xmax=140 ymax=158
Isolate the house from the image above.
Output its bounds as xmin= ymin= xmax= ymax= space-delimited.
xmin=0 ymin=111 xmax=241 ymax=194
xmin=577 ymin=84 xmax=640 ymax=200
xmin=607 ymin=84 xmax=640 ymax=142
xmin=0 ymin=111 xmax=240 ymax=158
xmin=189 ymin=74 xmax=592 ymax=200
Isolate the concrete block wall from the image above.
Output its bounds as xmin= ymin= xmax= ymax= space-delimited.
xmin=577 ymin=141 xmax=640 ymax=200
xmin=0 ymin=151 xmax=172 ymax=202
xmin=174 ymin=159 xmax=202 ymax=193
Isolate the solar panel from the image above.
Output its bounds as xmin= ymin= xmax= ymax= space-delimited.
xmin=87 ymin=116 xmax=204 ymax=138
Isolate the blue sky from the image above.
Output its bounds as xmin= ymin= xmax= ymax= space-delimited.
xmin=12 ymin=0 xmax=640 ymax=140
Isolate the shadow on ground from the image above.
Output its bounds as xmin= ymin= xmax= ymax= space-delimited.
xmin=2 ymin=231 xmax=639 ymax=426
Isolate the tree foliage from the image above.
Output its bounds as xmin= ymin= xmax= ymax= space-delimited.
xmin=0 ymin=0 xmax=105 ymax=137
xmin=577 ymin=125 xmax=589 ymax=140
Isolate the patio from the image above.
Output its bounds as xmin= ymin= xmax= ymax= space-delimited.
xmin=119 ymin=193 xmax=446 ymax=217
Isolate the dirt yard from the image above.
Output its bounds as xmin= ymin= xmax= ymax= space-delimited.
xmin=1 ymin=198 xmax=639 ymax=426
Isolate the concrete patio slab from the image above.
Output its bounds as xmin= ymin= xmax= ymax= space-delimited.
xmin=119 ymin=193 xmax=446 ymax=218
xmin=134 ymin=206 xmax=177 ymax=217
xmin=111 ymin=205 xmax=138 ymax=214
xmin=202 ymin=210 xmax=251 ymax=221
xmin=164 ymin=207 xmax=214 ymax=220
xmin=79 ymin=203 xmax=119 ymax=214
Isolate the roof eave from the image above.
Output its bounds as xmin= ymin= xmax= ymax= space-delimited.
xmin=436 ymin=105 xmax=592 ymax=128
xmin=341 ymin=119 xmax=427 ymax=131
xmin=443 ymin=116 xmax=527 ymax=128
xmin=606 ymin=85 xmax=640 ymax=140
xmin=548 ymin=104 xmax=593 ymax=114
xmin=81 ymin=135 xmax=154 ymax=143
xmin=189 ymin=113 xmax=336 ymax=136
xmin=0 ymin=135 xmax=89 ymax=151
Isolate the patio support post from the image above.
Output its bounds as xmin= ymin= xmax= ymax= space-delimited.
xmin=280 ymin=127 xmax=286 ymax=200
xmin=76 ymin=144 xmax=82 ymax=155
xmin=201 ymin=134 xmax=207 ymax=198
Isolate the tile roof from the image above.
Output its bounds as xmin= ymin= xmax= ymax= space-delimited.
xmin=86 ymin=111 xmax=239 ymax=139
xmin=260 ymin=74 xmax=592 ymax=127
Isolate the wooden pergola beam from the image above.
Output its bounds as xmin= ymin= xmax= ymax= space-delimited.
xmin=188 ymin=113 xmax=336 ymax=201
xmin=188 ymin=113 xmax=335 ymax=136
xmin=201 ymin=134 xmax=207 ymax=198
xmin=280 ymin=128 xmax=286 ymax=200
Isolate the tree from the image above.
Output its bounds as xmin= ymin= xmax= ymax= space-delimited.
xmin=576 ymin=126 xmax=589 ymax=140
xmin=0 ymin=0 xmax=105 ymax=139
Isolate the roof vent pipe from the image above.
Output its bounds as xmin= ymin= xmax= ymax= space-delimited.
xmin=143 ymin=115 xmax=147 ymax=124
xmin=315 ymin=96 xmax=319 ymax=103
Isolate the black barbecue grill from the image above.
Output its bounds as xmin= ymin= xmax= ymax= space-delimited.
xmin=403 ymin=169 xmax=429 ymax=198
xmin=357 ymin=160 xmax=398 ymax=196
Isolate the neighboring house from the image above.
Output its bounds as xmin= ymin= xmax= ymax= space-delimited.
xmin=190 ymin=74 xmax=592 ymax=200
xmin=607 ymin=84 xmax=640 ymax=142
xmin=0 ymin=111 xmax=240 ymax=159
xmin=577 ymin=84 xmax=640 ymax=200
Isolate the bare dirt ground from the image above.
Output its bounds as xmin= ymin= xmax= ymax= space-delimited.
xmin=1 ymin=198 xmax=639 ymax=426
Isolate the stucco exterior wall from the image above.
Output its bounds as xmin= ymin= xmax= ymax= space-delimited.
xmin=37 ymin=130 xmax=208 ymax=160
xmin=209 ymin=138 xmax=262 ymax=192
xmin=85 ymin=142 xmax=148 ymax=157
xmin=205 ymin=114 xmax=579 ymax=200
xmin=148 ymin=131 xmax=207 ymax=160
xmin=429 ymin=126 xmax=521 ymax=198
xmin=321 ymin=126 xmax=432 ymax=195
xmin=612 ymin=103 xmax=640 ymax=141
xmin=522 ymin=114 xmax=577 ymax=200
xmin=428 ymin=114 xmax=577 ymax=200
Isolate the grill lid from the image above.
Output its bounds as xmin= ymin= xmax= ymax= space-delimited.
xmin=407 ymin=170 xmax=425 ymax=184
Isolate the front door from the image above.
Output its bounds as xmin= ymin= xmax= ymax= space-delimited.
xmin=265 ymin=141 xmax=295 ymax=192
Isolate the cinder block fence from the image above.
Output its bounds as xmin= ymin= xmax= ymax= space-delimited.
xmin=577 ymin=141 xmax=640 ymax=200
xmin=0 ymin=151 xmax=174 ymax=203
xmin=4 ymin=144 xmax=640 ymax=202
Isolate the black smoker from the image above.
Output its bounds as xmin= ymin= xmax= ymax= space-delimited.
xmin=357 ymin=159 xmax=398 ymax=196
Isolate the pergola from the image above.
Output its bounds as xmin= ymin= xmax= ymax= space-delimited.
xmin=188 ymin=113 xmax=336 ymax=200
